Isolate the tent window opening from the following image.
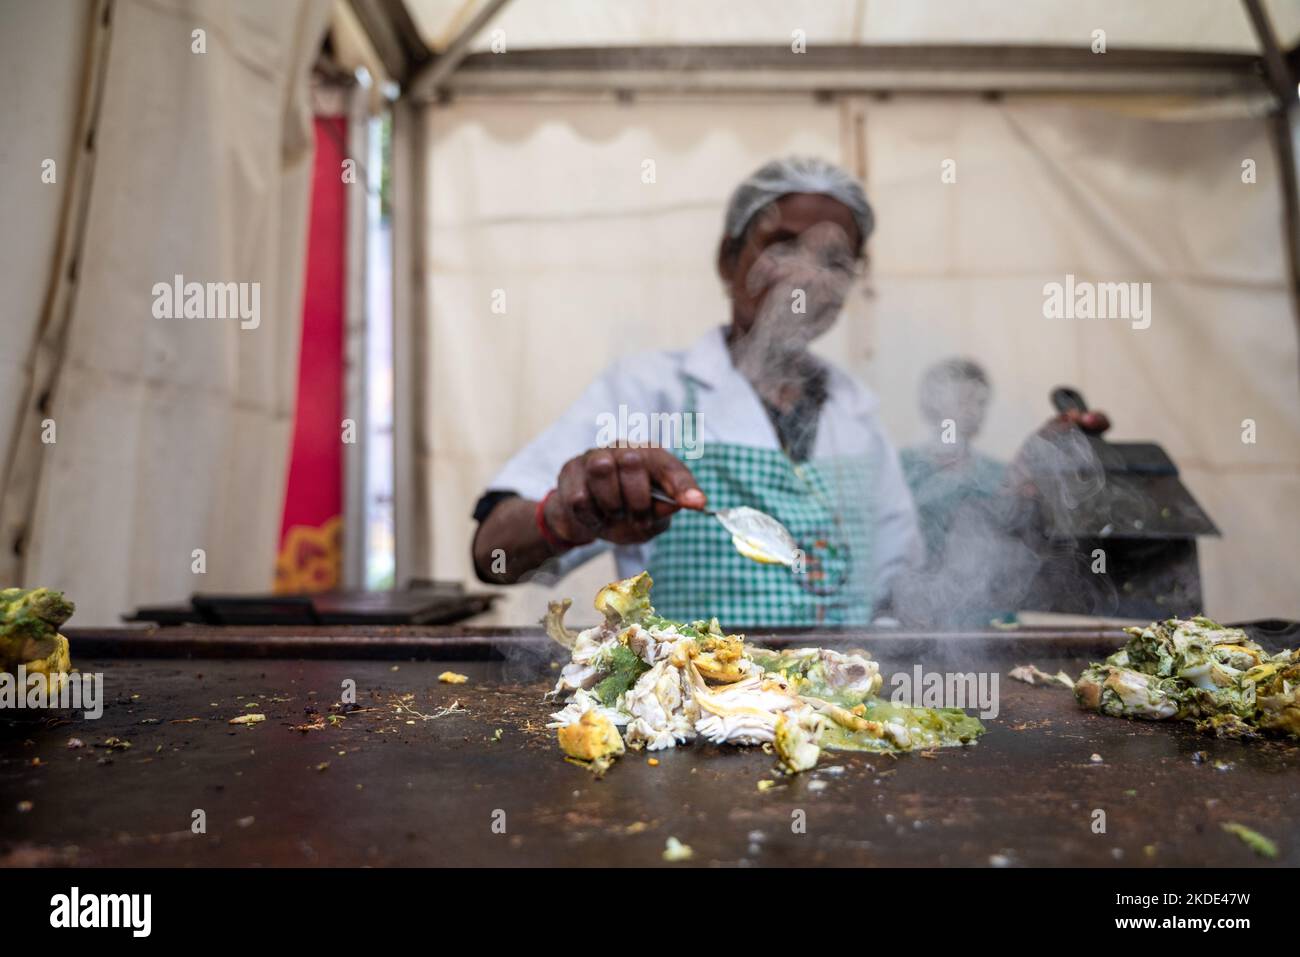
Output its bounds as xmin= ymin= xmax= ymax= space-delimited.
xmin=365 ymin=110 xmax=396 ymax=590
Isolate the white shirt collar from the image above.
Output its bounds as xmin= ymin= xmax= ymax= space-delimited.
xmin=681 ymin=325 xmax=735 ymax=390
xmin=678 ymin=327 xmax=774 ymax=448
xmin=678 ymin=325 xmax=881 ymax=454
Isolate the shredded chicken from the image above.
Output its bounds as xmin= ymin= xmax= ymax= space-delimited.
xmin=551 ymin=625 xmax=617 ymax=695
xmin=542 ymin=573 xmax=986 ymax=775
xmin=624 ymin=659 xmax=697 ymax=751
xmin=547 ymin=688 xmax=628 ymax=729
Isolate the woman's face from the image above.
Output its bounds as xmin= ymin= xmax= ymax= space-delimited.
xmin=719 ymin=193 xmax=863 ymax=345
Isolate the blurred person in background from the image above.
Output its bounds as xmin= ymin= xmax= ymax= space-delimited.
xmin=900 ymin=359 xmax=1007 ymax=568
xmin=892 ymin=358 xmax=1114 ymax=629
xmin=896 ymin=359 xmax=1016 ymax=628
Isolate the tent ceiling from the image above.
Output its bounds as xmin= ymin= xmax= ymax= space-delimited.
xmin=404 ymin=0 xmax=1300 ymax=56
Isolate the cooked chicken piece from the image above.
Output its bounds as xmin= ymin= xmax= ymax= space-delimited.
xmin=814 ymin=648 xmax=882 ymax=696
xmin=1 ymin=587 xmax=75 ymax=672
xmin=1252 ymin=652 xmax=1300 ymax=738
xmin=551 ymin=626 xmax=619 ymax=695
xmin=692 ymin=656 xmax=756 ymax=684
xmin=621 ymin=622 xmax=679 ymax=666
xmin=1194 ymin=713 xmax=1260 ymax=739
xmin=747 ymin=646 xmax=881 ymax=699
xmin=1080 ymin=617 xmax=1298 ymax=741
xmin=545 ymin=573 xmax=988 ymax=775
xmin=1123 ymin=617 xmax=1263 ymax=684
xmin=553 ymin=662 xmax=600 ymax=695
xmin=15 ymin=632 xmax=72 ymax=695
xmin=624 ymin=659 xmax=697 ymax=751
xmin=1075 ymin=664 xmax=1179 ymax=719
xmin=694 ymin=712 xmax=772 ymax=745
xmin=689 ymin=665 xmax=806 ymax=745
xmin=773 ymin=707 xmax=826 ymax=772
xmin=543 ymin=598 xmax=579 ymax=650
xmin=881 ymin=721 xmax=911 ymax=748
xmin=1178 ymin=656 xmax=1247 ymax=692
xmin=547 ymin=688 xmax=629 ymax=729
xmin=557 ymin=710 xmax=625 ymax=762
xmin=690 ymin=634 xmax=757 ymax=684
xmin=1008 ymin=664 xmax=1075 ymax=690
xmin=594 ymin=572 xmax=653 ymax=624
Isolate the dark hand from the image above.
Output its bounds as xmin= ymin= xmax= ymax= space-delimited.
xmin=544 ymin=447 xmax=707 ymax=546
xmin=1049 ymin=408 xmax=1110 ymax=436
xmin=1005 ymin=408 xmax=1113 ymax=514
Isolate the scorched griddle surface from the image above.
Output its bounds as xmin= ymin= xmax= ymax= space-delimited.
xmin=2 ymin=648 xmax=1297 ymax=867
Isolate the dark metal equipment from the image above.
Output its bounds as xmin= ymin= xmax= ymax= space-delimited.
xmin=1020 ymin=387 xmax=1219 ymax=619
xmin=124 ymin=581 xmax=496 ymax=628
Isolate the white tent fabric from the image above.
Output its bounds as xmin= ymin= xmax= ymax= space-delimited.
xmin=421 ymin=95 xmax=1300 ymax=626
xmin=408 ymin=0 xmax=1300 ymax=54
xmin=0 ymin=0 xmax=92 ymax=493
xmin=0 ymin=0 xmax=331 ymax=625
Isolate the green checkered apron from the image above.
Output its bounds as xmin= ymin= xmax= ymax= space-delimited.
xmin=646 ymin=375 xmax=876 ymax=627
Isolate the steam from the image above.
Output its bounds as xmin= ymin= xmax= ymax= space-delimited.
xmin=497 ymin=629 xmax=566 ymax=685
xmin=494 ymin=214 xmax=1195 ymax=645
xmin=1007 ymin=426 xmax=1107 ymax=530
xmin=493 ymin=561 xmax=577 ymax=683
xmin=731 ymin=222 xmax=856 ymax=411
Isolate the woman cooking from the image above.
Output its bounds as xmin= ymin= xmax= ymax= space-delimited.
xmin=471 ymin=157 xmax=918 ymax=625
xmin=470 ymin=157 xmax=1106 ymax=625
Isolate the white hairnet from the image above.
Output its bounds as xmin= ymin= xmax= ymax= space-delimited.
xmin=723 ymin=156 xmax=874 ymax=246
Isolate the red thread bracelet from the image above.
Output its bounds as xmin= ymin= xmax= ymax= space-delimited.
xmin=535 ymin=490 xmax=573 ymax=552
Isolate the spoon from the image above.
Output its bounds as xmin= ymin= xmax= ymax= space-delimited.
xmin=650 ymin=488 xmax=799 ymax=567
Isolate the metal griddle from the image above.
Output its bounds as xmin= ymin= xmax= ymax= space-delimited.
xmin=1 ymin=626 xmax=1296 ymax=867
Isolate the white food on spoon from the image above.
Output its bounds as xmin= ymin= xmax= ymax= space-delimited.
xmin=717 ymin=507 xmax=798 ymax=566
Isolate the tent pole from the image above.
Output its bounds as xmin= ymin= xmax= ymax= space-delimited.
xmin=346 ymin=0 xmax=430 ymax=86
xmin=388 ymin=0 xmax=514 ymax=587
xmin=1268 ymin=107 xmax=1300 ymax=380
xmin=1242 ymin=0 xmax=1298 ymax=105
xmin=342 ymin=80 xmax=371 ymax=590
xmin=407 ymin=0 xmax=513 ymax=102
xmin=390 ymin=98 xmax=427 ymax=588
xmin=1243 ymin=0 xmax=1300 ymax=375
xmin=422 ymin=45 xmax=1268 ymax=99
